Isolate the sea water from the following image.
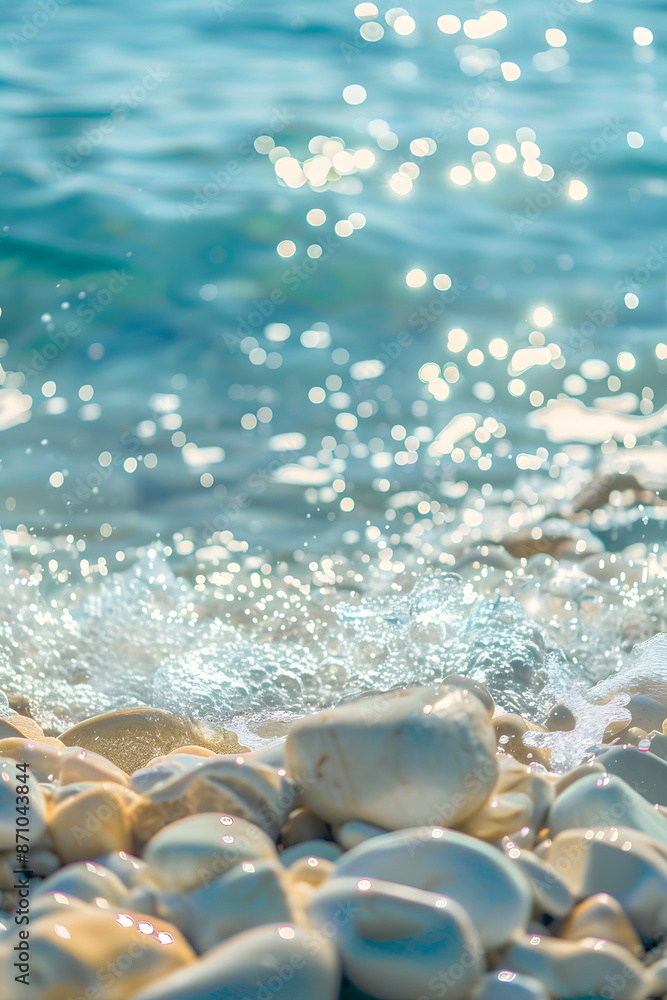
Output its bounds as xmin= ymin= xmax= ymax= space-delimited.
xmin=0 ymin=0 xmax=666 ymax=761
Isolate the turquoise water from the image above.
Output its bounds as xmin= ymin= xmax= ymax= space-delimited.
xmin=1 ymin=0 xmax=666 ymax=565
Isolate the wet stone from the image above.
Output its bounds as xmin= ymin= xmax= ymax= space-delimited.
xmin=334 ymin=826 xmax=531 ymax=950
xmin=58 ymin=708 xmax=248 ymax=773
xmin=140 ymin=812 xmax=277 ymax=892
xmin=557 ymin=892 xmax=643 ymax=957
xmin=593 ymin=744 xmax=667 ymax=807
xmin=285 ymin=684 xmax=498 ymax=830
xmin=132 ymin=923 xmax=341 ymax=1000
xmin=49 ymin=782 xmax=144 ymax=863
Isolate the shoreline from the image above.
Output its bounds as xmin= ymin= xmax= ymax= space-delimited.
xmin=2 ymin=662 xmax=667 ymax=998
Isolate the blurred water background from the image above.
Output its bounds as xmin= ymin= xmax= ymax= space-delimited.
xmin=1 ymin=0 xmax=665 ymax=562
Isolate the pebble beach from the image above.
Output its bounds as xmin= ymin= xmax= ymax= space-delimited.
xmin=2 ymin=547 xmax=667 ymax=998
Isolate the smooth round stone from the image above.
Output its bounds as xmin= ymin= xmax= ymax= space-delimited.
xmin=132 ymin=923 xmax=341 ymax=1000
xmin=141 ymin=812 xmax=277 ymax=892
xmin=0 ymin=715 xmax=44 ymax=741
xmin=0 ymin=737 xmax=129 ymax=785
xmin=502 ymin=934 xmax=649 ymax=1000
xmin=334 ymin=820 xmax=386 ymax=851
xmin=169 ymin=745 xmax=217 ymax=757
xmin=0 ymin=738 xmax=66 ymax=783
xmin=558 ymin=893 xmax=643 ymax=956
xmin=16 ymin=889 xmax=93 ymax=922
xmin=626 ymin=695 xmax=667 ymax=735
xmin=58 ymin=708 xmax=248 ymax=772
xmin=544 ymin=704 xmax=576 ymax=733
xmin=134 ymin=858 xmax=293 ymax=954
xmin=132 ymin=756 xmax=294 ymax=846
xmin=280 ymin=840 xmax=343 ymax=867
xmin=334 ymin=826 xmax=531 ymax=949
xmin=49 ymin=782 xmax=144 ymax=863
xmin=593 ymin=745 xmax=667 ymax=807
xmin=0 ymin=899 xmax=194 ymax=999
xmin=470 ymin=972 xmax=549 ymax=1000
xmin=307 ymin=877 xmax=483 ymax=1000
xmin=58 ymin=746 xmax=130 ymax=786
xmin=285 ymin=685 xmax=498 ymax=830
xmin=0 ymin=759 xmax=47 ymax=850
xmin=131 ymin=754 xmax=204 ymax=794
xmin=281 ymin=806 xmax=330 ymax=847
xmin=0 ymin=742 xmax=130 ymax=787
xmin=460 ymin=790 xmax=534 ymax=842
xmin=549 ymin=771 xmax=667 ymax=849
xmin=461 ymin=755 xmax=554 ymax=845
xmin=35 ymin=861 xmax=129 ymax=906
xmin=503 ymin=846 xmax=573 ymax=919
xmin=543 ymin=826 xmax=667 ymax=941
xmin=94 ymin=850 xmax=148 ymax=886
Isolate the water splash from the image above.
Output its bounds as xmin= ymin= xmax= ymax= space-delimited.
xmin=522 ymin=652 xmax=632 ymax=772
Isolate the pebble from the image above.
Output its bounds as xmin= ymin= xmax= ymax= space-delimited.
xmin=334 ymin=826 xmax=531 ymax=949
xmin=558 ymin=892 xmax=643 ymax=956
xmin=131 ymin=753 xmax=203 ymax=793
xmin=58 ymin=708 xmax=248 ymax=772
xmin=168 ymin=745 xmax=217 ymax=757
xmin=131 ymin=857 xmax=293 ymax=954
xmin=58 ymin=746 xmax=131 ymax=786
xmin=0 ymin=715 xmax=44 ymax=741
xmin=461 ymin=754 xmax=554 ymax=844
xmin=307 ymin=876 xmax=483 ymax=1000
xmin=0 ymin=737 xmax=68 ymax=782
xmin=49 ymin=782 xmax=144 ymax=863
xmin=548 ymin=771 xmax=667 ymax=849
xmin=0 ymin=740 xmax=129 ymax=787
xmin=132 ymin=923 xmax=341 ymax=1000
xmin=502 ymin=845 xmax=573 ymax=919
xmin=594 ymin=744 xmax=667 ymax=806
xmin=285 ymin=684 xmax=498 ymax=830
xmin=542 ymin=825 xmax=667 ymax=942
xmin=94 ymin=849 xmax=148 ymax=886
xmin=502 ymin=933 xmax=649 ymax=1000
xmin=334 ymin=819 xmax=386 ymax=850
xmin=0 ymin=898 xmax=195 ymax=999
xmin=131 ymin=755 xmax=294 ymax=845
xmin=34 ymin=860 xmax=130 ymax=906
xmin=140 ymin=812 xmax=277 ymax=891
xmin=544 ymin=703 xmax=576 ymax=732
xmin=440 ymin=673 xmax=495 ymax=716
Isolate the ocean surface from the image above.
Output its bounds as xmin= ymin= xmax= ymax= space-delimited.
xmin=0 ymin=0 xmax=666 ymax=746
